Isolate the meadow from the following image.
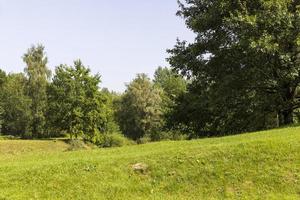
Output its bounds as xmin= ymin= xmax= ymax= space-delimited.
xmin=0 ymin=127 xmax=299 ymax=199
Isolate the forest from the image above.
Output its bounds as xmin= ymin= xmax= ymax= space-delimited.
xmin=0 ymin=44 xmax=188 ymax=145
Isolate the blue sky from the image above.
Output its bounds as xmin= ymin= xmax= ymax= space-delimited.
xmin=0 ymin=0 xmax=194 ymax=92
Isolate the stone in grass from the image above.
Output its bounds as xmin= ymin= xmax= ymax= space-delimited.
xmin=132 ymin=163 xmax=148 ymax=173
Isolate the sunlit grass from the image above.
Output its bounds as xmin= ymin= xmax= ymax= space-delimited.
xmin=0 ymin=127 xmax=299 ymax=199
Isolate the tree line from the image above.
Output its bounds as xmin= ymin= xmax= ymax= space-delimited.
xmin=0 ymin=45 xmax=188 ymax=144
xmin=1 ymin=0 xmax=300 ymax=144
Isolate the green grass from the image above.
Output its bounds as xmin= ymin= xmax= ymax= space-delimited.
xmin=0 ymin=127 xmax=299 ymax=199
xmin=0 ymin=139 xmax=69 ymax=155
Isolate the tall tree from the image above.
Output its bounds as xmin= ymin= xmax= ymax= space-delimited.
xmin=47 ymin=60 xmax=108 ymax=139
xmin=0 ymin=105 xmax=3 ymax=134
xmin=100 ymin=88 xmax=121 ymax=134
xmin=168 ymin=0 xmax=300 ymax=134
xmin=1 ymin=73 xmax=32 ymax=137
xmin=0 ymin=69 xmax=6 ymax=134
xmin=153 ymin=67 xmax=187 ymax=100
xmin=23 ymin=45 xmax=51 ymax=138
xmin=117 ymin=74 xmax=163 ymax=140
xmin=0 ymin=69 xmax=6 ymax=87
xmin=153 ymin=67 xmax=187 ymax=129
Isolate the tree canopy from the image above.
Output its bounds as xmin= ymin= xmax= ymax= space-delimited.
xmin=23 ymin=44 xmax=51 ymax=137
xmin=47 ymin=60 xmax=108 ymax=139
xmin=167 ymin=0 xmax=300 ymax=135
xmin=117 ymin=74 xmax=164 ymax=141
xmin=2 ymin=1 xmax=300 ymax=142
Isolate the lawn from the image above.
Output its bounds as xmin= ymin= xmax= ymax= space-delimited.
xmin=0 ymin=127 xmax=299 ymax=199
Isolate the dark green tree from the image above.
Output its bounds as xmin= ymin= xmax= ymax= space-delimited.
xmin=100 ymin=88 xmax=121 ymax=134
xmin=0 ymin=69 xmax=6 ymax=134
xmin=0 ymin=73 xmax=32 ymax=137
xmin=23 ymin=45 xmax=51 ymax=137
xmin=0 ymin=106 xmax=3 ymax=134
xmin=0 ymin=69 xmax=6 ymax=87
xmin=168 ymin=0 xmax=300 ymax=135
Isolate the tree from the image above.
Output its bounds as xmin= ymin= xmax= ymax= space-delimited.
xmin=0 ymin=105 xmax=3 ymax=134
xmin=100 ymin=88 xmax=121 ymax=134
xmin=153 ymin=67 xmax=187 ymax=130
xmin=0 ymin=73 xmax=31 ymax=137
xmin=23 ymin=44 xmax=51 ymax=137
xmin=47 ymin=60 xmax=108 ymax=139
xmin=168 ymin=0 xmax=300 ymax=135
xmin=117 ymin=74 xmax=163 ymax=141
xmin=0 ymin=69 xmax=6 ymax=134
xmin=154 ymin=67 xmax=187 ymax=99
xmin=0 ymin=69 xmax=6 ymax=87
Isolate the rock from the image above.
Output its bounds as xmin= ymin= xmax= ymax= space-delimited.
xmin=132 ymin=163 xmax=148 ymax=173
xmin=168 ymin=171 xmax=176 ymax=176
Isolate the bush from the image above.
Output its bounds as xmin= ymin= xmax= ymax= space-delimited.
xmin=0 ymin=135 xmax=19 ymax=140
xmin=137 ymin=135 xmax=152 ymax=144
xmin=150 ymin=131 xmax=188 ymax=142
xmin=66 ymin=139 xmax=89 ymax=151
xmin=136 ymin=131 xmax=188 ymax=144
xmin=90 ymin=133 xmax=134 ymax=148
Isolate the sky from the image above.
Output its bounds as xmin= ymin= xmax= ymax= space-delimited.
xmin=0 ymin=0 xmax=194 ymax=92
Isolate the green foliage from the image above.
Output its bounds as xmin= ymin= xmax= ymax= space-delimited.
xmin=23 ymin=44 xmax=51 ymax=138
xmin=154 ymin=130 xmax=188 ymax=141
xmin=0 ymin=69 xmax=6 ymax=87
xmin=153 ymin=67 xmax=187 ymax=131
xmin=0 ymin=45 xmax=122 ymax=142
xmin=0 ymin=135 xmax=18 ymax=140
xmin=168 ymin=0 xmax=300 ymax=135
xmin=137 ymin=135 xmax=152 ymax=144
xmin=0 ymin=73 xmax=32 ymax=137
xmin=47 ymin=60 xmax=108 ymax=139
xmin=0 ymin=69 xmax=7 ymax=134
xmin=100 ymin=88 xmax=121 ymax=134
xmin=90 ymin=132 xmax=134 ymax=148
xmin=0 ymin=105 xmax=3 ymax=134
xmin=117 ymin=74 xmax=164 ymax=140
xmin=153 ymin=67 xmax=187 ymax=100
xmin=138 ymin=131 xmax=188 ymax=143
xmin=66 ymin=139 xmax=90 ymax=151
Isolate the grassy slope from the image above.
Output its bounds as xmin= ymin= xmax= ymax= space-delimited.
xmin=0 ymin=140 xmax=69 ymax=155
xmin=0 ymin=127 xmax=299 ymax=200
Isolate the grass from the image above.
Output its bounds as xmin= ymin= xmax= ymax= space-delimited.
xmin=0 ymin=127 xmax=299 ymax=199
xmin=0 ymin=139 xmax=69 ymax=155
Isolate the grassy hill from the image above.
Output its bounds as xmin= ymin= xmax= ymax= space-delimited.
xmin=0 ymin=127 xmax=299 ymax=200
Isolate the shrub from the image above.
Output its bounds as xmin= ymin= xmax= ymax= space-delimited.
xmin=165 ymin=131 xmax=188 ymax=141
xmin=136 ymin=131 xmax=188 ymax=144
xmin=150 ymin=131 xmax=188 ymax=142
xmin=0 ymin=135 xmax=18 ymax=140
xmin=137 ymin=135 xmax=152 ymax=144
xmin=66 ymin=139 xmax=89 ymax=151
xmin=90 ymin=132 xmax=134 ymax=148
